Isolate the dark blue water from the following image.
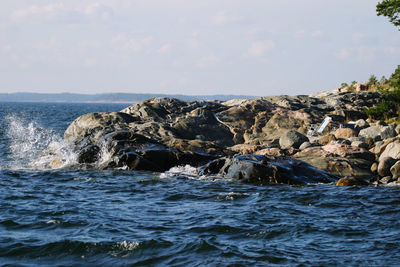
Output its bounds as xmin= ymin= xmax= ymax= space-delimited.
xmin=1 ymin=102 xmax=400 ymax=266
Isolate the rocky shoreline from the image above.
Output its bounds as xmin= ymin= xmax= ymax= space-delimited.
xmin=56 ymin=90 xmax=400 ymax=186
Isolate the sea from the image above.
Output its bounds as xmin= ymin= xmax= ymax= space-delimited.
xmin=1 ymin=102 xmax=400 ymax=266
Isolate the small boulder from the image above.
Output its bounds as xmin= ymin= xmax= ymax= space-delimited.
xmin=279 ymin=130 xmax=309 ymax=149
xmin=359 ymin=126 xmax=382 ymax=141
xmin=370 ymin=162 xmax=378 ymax=174
xmin=336 ymin=177 xmax=369 ymax=186
xmin=351 ymin=140 xmax=368 ymax=149
xmin=334 ymin=128 xmax=358 ymax=139
xmin=390 ymin=160 xmax=400 ymax=179
xmin=377 ymin=157 xmax=397 ymax=177
xmin=380 ymin=176 xmax=393 ymax=184
xmin=395 ymin=124 xmax=400 ymax=135
xmin=354 ymin=119 xmax=369 ymax=131
xmin=318 ymin=135 xmax=336 ymax=146
xmin=299 ymin=141 xmax=312 ymax=150
xmin=380 ymin=125 xmax=397 ymax=140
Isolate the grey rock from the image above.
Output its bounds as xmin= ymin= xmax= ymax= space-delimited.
xmin=64 ymin=112 xmax=138 ymax=145
xmin=279 ymin=130 xmax=309 ymax=149
xmin=379 ymin=141 xmax=400 ymax=161
xmin=359 ymin=126 xmax=382 ymax=141
xmin=377 ymin=157 xmax=397 ymax=177
xmin=380 ymin=125 xmax=397 ymax=140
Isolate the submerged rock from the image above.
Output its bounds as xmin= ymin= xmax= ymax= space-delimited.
xmin=336 ymin=177 xmax=369 ymax=186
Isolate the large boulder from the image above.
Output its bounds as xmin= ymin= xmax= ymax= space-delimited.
xmin=171 ymin=107 xmax=234 ymax=147
xmin=279 ymin=130 xmax=309 ymax=149
xmin=64 ymin=112 xmax=138 ymax=145
xmin=294 ymin=144 xmax=375 ymax=179
xmin=377 ymin=157 xmax=397 ymax=177
xmin=359 ymin=126 xmax=383 ymax=141
xmin=380 ymin=125 xmax=397 ymax=140
xmin=379 ymin=141 xmax=400 ymax=161
xmin=199 ymin=154 xmax=338 ymax=185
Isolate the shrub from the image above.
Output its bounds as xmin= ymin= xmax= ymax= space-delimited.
xmin=365 ymin=99 xmax=395 ymax=120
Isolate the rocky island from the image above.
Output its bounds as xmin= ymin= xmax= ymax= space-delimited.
xmin=57 ymin=85 xmax=400 ymax=186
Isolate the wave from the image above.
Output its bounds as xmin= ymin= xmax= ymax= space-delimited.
xmin=3 ymin=114 xmax=77 ymax=170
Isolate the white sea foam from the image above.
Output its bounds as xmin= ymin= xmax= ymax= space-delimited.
xmin=160 ymin=164 xmax=198 ymax=179
xmin=4 ymin=115 xmax=77 ymax=170
xmin=96 ymin=141 xmax=113 ymax=167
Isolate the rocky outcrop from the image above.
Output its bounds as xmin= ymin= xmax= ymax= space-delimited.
xmin=61 ymin=90 xmax=400 ymax=186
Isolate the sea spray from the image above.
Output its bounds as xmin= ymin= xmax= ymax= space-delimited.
xmin=4 ymin=114 xmax=77 ymax=170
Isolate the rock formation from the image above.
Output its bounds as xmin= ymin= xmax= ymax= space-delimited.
xmin=61 ymin=90 xmax=400 ymax=186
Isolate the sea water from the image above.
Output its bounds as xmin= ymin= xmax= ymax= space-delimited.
xmin=1 ymin=102 xmax=400 ymax=266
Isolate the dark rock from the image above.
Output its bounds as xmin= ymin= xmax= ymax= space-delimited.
xmin=199 ymin=154 xmax=338 ymax=185
xmin=77 ymin=145 xmax=100 ymax=163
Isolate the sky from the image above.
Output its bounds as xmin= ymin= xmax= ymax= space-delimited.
xmin=0 ymin=0 xmax=399 ymax=96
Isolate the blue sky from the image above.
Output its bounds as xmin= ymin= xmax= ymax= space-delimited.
xmin=0 ymin=0 xmax=399 ymax=96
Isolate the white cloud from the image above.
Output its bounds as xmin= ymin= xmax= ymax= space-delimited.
xmin=84 ymin=57 xmax=97 ymax=67
xmin=83 ymin=3 xmax=113 ymax=20
xmin=197 ymin=54 xmax=220 ymax=68
xmin=311 ymin=30 xmax=323 ymax=37
xmin=294 ymin=29 xmax=306 ymax=38
xmin=111 ymin=33 xmax=153 ymax=53
xmin=10 ymin=2 xmax=114 ymax=23
xmin=246 ymin=40 xmax=275 ymax=57
xmin=212 ymin=11 xmax=243 ymax=26
xmin=335 ymin=45 xmax=397 ymax=61
xmin=335 ymin=48 xmax=351 ymax=59
xmin=185 ymin=37 xmax=201 ymax=50
xmin=157 ymin=44 xmax=171 ymax=54
xmin=10 ymin=3 xmax=64 ymax=22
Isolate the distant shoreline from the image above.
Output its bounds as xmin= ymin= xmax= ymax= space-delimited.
xmin=0 ymin=92 xmax=256 ymax=103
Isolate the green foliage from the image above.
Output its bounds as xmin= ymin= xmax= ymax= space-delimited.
xmin=377 ymin=0 xmax=400 ymax=29
xmin=368 ymin=75 xmax=378 ymax=86
xmin=365 ymin=99 xmax=395 ymax=120
xmin=389 ymin=65 xmax=400 ymax=89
